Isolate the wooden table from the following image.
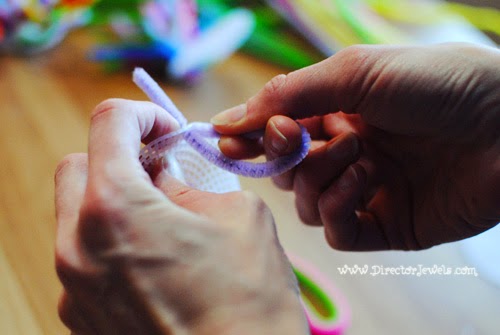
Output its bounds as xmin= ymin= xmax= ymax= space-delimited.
xmin=1 ymin=31 xmax=499 ymax=335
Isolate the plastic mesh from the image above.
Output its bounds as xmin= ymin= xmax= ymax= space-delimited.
xmin=163 ymin=138 xmax=241 ymax=193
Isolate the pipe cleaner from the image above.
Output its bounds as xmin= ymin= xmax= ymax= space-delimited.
xmin=133 ymin=67 xmax=311 ymax=178
xmin=266 ymin=0 xmax=498 ymax=56
xmin=0 ymin=0 xmax=94 ymax=54
xmin=90 ymin=0 xmax=255 ymax=82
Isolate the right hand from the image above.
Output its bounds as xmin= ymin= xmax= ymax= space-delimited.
xmin=212 ymin=43 xmax=500 ymax=251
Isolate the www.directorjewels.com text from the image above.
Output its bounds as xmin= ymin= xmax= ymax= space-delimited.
xmin=337 ymin=264 xmax=479 ymax=277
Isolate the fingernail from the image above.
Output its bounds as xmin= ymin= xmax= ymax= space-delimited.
xmin=270 ymin=121 xmax=289 ymax=153
xmin=210 ymin=104 xmax=247 ymax=126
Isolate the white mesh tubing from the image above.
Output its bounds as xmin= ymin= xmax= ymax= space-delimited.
xmin=163 ymin=139 xmax=241 ymax=193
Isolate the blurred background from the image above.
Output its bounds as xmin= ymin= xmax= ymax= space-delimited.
xmin=0 ymin=1 xmax=499 ymax=334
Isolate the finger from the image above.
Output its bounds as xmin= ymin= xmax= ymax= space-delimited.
xmin=81 ymin=99 xmax=181 ymax=250
xmin=55 ymin=153 xmax=88 ymax=229
xmin=153 ymin=170 xmax=248 ymax=227
xmin=216 ymin=115 xmax=334 ymax=174
xmin=263 ymin=116 xmax=303 ymax=158
xmin=87 ymin=99 xmax=179 ymax=187
xmin=153 ymin=169 xmax=277 ymax=242
xmin=218 ymin=136 xmax=263 ymax=159
xmin=152 ymin=169 xmax=243 ymax=230
xmin=218 ymin=114 xmax=306 ymax=160
xmin=210 ymin=45 xmax=384 ymax=134
xmin=259 ymin=116 xmax=302 ymax=190
xmin=355 ymin=143 xmax=388 ymax=209
xmin=79 ymin=99 xmax=181 ymax=285
xmin=54 ymin=154 xmax=98 ymax=286
xmin=77 ymin=100 xmax=186 ymax=333
xmin=153 ymin=169 xmax=214 ymax=214
xmin=60 ymin=281 xmax=149 ymax=335
xmin=294 ymin=133 xmax=360 ymax=225
xmin=318 ymin=164 xmax=391 ymax=251
xmin=54 ymin=155 xmax=115 ymax=334
xmin=322 ymin=113 xmax=364 ymax=138
xmin=297 ymin=116 xmax=329 ymax=140
xmin=58 ymin=291 xmax=92 ymax=333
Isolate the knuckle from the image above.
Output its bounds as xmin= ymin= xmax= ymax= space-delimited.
xmin=272 ymin=173 xmax=294 ymax=191
xmin=293 ymin=168 xmax=312 ymax=193
xmin=78 ymin=186 xmax=125 ymax=250
xmin=57 ymin=293 xmax=74 ymax=329
xmin=294 ymin=155 xmax=331 ymax=191
xmin=54 ymin=153 xmax=86 ymax=183
xmin=58 ymin=307 xmax=78 ymax=332
xmin=55 ymin=224 xmax=110 ymax=288
xmin=58 ymin=292 xmax=89 ymax=332
xmin=238 ymin=190 xmax=264 ymax=210
xmin=436 ymin=42 xmax=477 ymax=52
xmin=298 ymin=211 xmax=317 ymax=226
xmin=293 ymin=173 xmax=323 ymax=225
xmin=295 ymin=196 xmax=321 ymax=226
xmin=317 ymin=189 xmax=337 ymax=218
xmin=262 ymin=74 xmax=288 ymax=101
xmin=324 ymin=227 xmax=345 ymax=250
xmin=83 ymin=169 xmax=130 ymax=215
xmin=90 ymin=98 xmax=130 ymax=121
xmin=323 ymin=222 xmax=354 ymax=251
xmin=55 ymin=252 xmax=78 ymax=284
xmin=330 ymin=45 xmax=376 ymax=101
xmin=55 ymin=249 xmax=95 ymax=287
xmin=296 ymin=209 xmax=312 ymax=226
xmin=168 ymin=186 xmax=198 ymax=205
xmin=237 ymin=190 xmax=273 ymax=225
xmin=323 ymin=214 xmax=358 ymax=251
xmin=335 ymin=44 xmax=372 ymax=64
xmin=294 ymin=174 xmax=321 ymax=200
xmin=83 ymin=185 xmax=119 ymax=218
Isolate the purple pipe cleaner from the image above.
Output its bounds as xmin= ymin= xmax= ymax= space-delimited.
xmin=133 ymin=68 xmax=311 ymax=178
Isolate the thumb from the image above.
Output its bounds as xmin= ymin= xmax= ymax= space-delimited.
xmin=210 ymin=45 xmax=380 ymax=135
xmin=153 ymin=169 xmax=204 ymax=208
xmin=212 ymin=43 xmax=500 ymax=139
xmin=152 ymin=168 xmax=255 ymax=227
xmin=153 ymin=166 xmax=231 ymax=217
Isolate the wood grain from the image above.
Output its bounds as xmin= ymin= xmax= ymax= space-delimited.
xmin=0 ymin=31 xmax=498 ymax=335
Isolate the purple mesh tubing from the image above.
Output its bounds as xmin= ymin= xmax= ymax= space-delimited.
xmin=133 ymin=68 xmax=188 ymax=127
xmin=134 ymin=68 xmax=311 ymax=178
xmin=138 ymin=127 xmax=188 ymax=169
xmin=184 ymin=123 xmax=311 ymax=178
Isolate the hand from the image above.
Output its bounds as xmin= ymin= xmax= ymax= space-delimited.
xmin=212 ymin=43 xmax=500 ymax=251
xmin=54 ymin=99 xmax=308 ymax=335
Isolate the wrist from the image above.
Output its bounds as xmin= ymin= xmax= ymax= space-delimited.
xmin=193 ymin=293 xmax=309 ymax=335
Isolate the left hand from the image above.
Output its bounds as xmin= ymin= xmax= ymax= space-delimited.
xmin=54 ymin=99 xmax=308 ymax=335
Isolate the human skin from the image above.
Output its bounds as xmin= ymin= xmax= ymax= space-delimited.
xmin=54 ymin=99 xmax=309 ymax=335
xmin=213 ymin=43 xmax=500 ymax=251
